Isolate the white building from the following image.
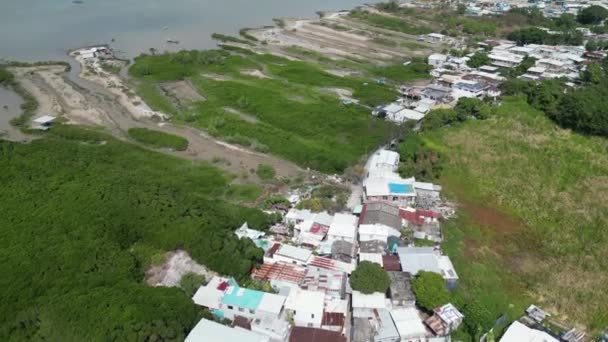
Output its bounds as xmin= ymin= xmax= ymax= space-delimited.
xmin=500 ymin=321 xmax=559 ymax=342
xmin=396 ymin=247 xmax=458 ymax=287
xmin=186 ymin=318 xmax=270 ymax=342
xmin=363 ymin=176 xmax=417 ymax=207
xmin=359 ymin=224 xmax=401 ymax=243
xmin=284 ymin=288 xmax=325 ymax=328
xmin=390 ymin=307 xmax=427 ymax=342
xmin=428 ymin=53 xmax=448 ymax=67
xmin=268 ymin=244 xmax=312 ymax=266
xmin=285 ymin=209 xmax=313 ymax=225
xmin=235 ymin=222 xmax=265 ymax=240
xmin=327 ymin=213 xmax=358 ymax=244
xmin=368 ymin=149 xmax=400 ymax=174
xmin=352 ymin=291 xmax=387 ymax=318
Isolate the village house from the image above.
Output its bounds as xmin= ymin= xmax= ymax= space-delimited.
xmin=390 ymin=307 xmax=428 ymax=342
xmin=186 ymin=318 xmax=270 ymax=342
xmin=421 ymin=84 xmax=452 ymax=102
xmin=396 ymin=247 xmax=459 ymax=288
xmin=387 ymin=271 xmax=415 ymax=308
xmin=300 ymin=266 xmax=347 ymax=299
xmin=235 ymin=222 xmax=266 ymax=240
xmin=285 ymin=209 xmax=313 ymax=225
xmin=192 ymin=276 xmax=287 ymax=323
xmin=488 ymin=52 xmax=522 ymax=68
xmin=327 ymin=213 xmax=358 ymax=244
xmin=359 ymin=202 xmax=403 ymax=231
xmin=382 ymin=255 xmax=401 ymax=272
xmin=359 ymin=252 xmax=384 ymax=266
xmin=331 ymin=240 xmax=355 ymax=263
xmin=359 ymin=239 xmax=388 ymax=254
xmin=368 ymin=149 xmax=400 ymax=174
xmin=352 ymin=291 xmax=388 ymax=319
xmin=424 ymin=303 xmax=464 ymax=336
xmin=427 ymin=33 xmax=445 ymax=43
xmin=265 ymin=244 xmax=313 ymax=266
xmin=251 ymin=262 xmax=307 ymax=290
xmin=289 ymin=326 xmax=346 ymax=342
xmin=427 ymin=53 xmax=448 ymax=68
xmin=358 ymin=224 xmax=401 ymax=243
xmin=284 ymin=288 xmax=325 ymax=328
xmin=363 ymin=176 xmax=417 ymax=208
xmin=500 ymin=320 xmax=558 ymax=342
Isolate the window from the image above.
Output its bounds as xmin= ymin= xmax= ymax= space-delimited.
xmin=393 ymin=196 xmax=398 ymax=201
xmin=311 ymin=314 xmax=314 ymax=318
xmin=227 ymin=305 xmax=233 ymax=310
xmin=238 ymin=307 xmax=244 ymax=312
xmin=249 ymin=309 xmax=255 ymax=314
xmin=307 ymin=323 xmax=313 ymax=327
xmin=382 ymin=196 xmax=388 ymax=200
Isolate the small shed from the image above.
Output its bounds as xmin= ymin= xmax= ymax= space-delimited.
xmin=32 ymin=115 xmax=56 ymax=130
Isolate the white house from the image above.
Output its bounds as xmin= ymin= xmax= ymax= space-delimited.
xmin=284 ymin=288 xmax=325 ymax=328
xmin=235 ymin=222 xmax=265 ymax=240
xmin=268 ymin=244 xmax=312 ymax=266
xmin=427 ymin=33 xmax=445 ymax=43
xmin=500 ymin=321 xmax=559 ymax=342
xmin=285 ymin=209 xmax=313 ymax=225
xmin=428 ymin=53 xmax=448 ymax=68
xmin=327 ymin=213 xmax=358 ymax=244
xmin=396 ymin=247 xmax=458 ymax=287
xmin=368 ymin=149 xmax=400 ymax=174
xmin=390 ymin=307 xmax=427 ymax=342
xmin=359 ymin=223 xmax=401 ymax=243
xmin=363 ymin=176 xmax=417 ymax=207
xmin=186 ymin=318 xmax=270 ymax=342
xmin=352 ymin=291 xmax=387 ymax=319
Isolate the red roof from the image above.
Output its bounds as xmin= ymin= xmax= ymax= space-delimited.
xmin=252 ymin=262 xmax=306 ymax=284
xmin=309 ymin=256 xmax=338 ymax=271
xmin=289 ymin=327 xmax=346 ymax=342
xmin=400 ymin=208 xmax=440 ymax=226
xmin=217 ymin=281 xmax=228 ymax=291
xmin=358 ymin=203 xmax=368 ymax=225
xmin=266 ymin=243 xmax=281 ymax=257
xmin=322 ymin=312 xmax=345 ymax=328
xmin=382 ymin=255 xmax=401 ymax=271
xmin=310 ymin=223 xmax=329 ymax=236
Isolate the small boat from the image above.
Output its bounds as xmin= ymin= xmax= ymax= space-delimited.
xmin=162 ymin=26 xmax=169 ymax=31
xmin=166 ymin=39 xmax=180 ymax=44
xmin=73 ymin=0 xmax=84 ymax=4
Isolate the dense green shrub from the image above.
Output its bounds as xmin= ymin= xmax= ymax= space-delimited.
xmin=350 ymin=261 xmax=391 ymax=294
xmin=411 ymin=271 xmax=449 ymax=312
xmin=128 ymin=127 xmax=189 ymax=151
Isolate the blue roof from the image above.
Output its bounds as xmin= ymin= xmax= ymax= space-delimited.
xmin=388 ymin=183 xmax=413 ymax=194
xmin=221 ymin=286 xmax=263 ymax=310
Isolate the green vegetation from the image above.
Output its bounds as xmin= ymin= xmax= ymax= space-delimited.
xmin=0 ymin=67 xmax=40 ymax=128
xmin=129 ymin=50 xmax=401 ymax=173
xmin=0 ymin=128 xmax=276 ymax=340
xmin=397 ymin=133 xmax=442 ymax=181
xmin=507 ymin=27 xmax=583 ymax=46
xmin=348 ymin=10 xmax=433 ymax=35
xmin=411 ymin=271 xmax=450 ymax=312
xmin=211 ymin=33 xmax=254 ymax=46
xmin=350 ymin=261 xmax=391 ymax=294
xmin=128 ymin=127 xmax=189 ymax=150
xmin=296 ymin=185 xmax=349 ymax=213
xmin=577 ymin=5 xmax=608 ymax=25
xmin=425 ymin=97 xmax=608 ymax=332
xmin=466 ymin=52 xmax=490 ymax=68
xmin=255 ymin=164 xmax=276 ymax=180
xmin=101 ymin=62 xmax=121 ymax=74
xmin=369 ymin=60 xmax=430 ymax=83
xmin=180 ymin=273 xmax=206 ymax=298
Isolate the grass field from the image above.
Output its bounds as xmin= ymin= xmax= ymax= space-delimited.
xmin=128 ymin=127 xmax=189 ymax=151
xmin=426 ymin=97 xmax=608 ymax=332
xmin=348 ymin=10 xmax=433 ymax=35
xmin=129 ymin=49 xmax=426 ymax=173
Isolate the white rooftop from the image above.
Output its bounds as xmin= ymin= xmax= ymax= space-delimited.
xmin=276 ymin=244 xmax=312 ymax=263
xmin=33 ymin=115 xmax=56 ymax=124
xmin=258 ymin=292 xmax=287 ymax=314
xmin=435 ymin=303 xmax=464 ymax=325
xmin=352 ymin=291 xmax=387 ymax=309
xmin=185 ymin=318 xmax=270 ymax=342
xmin=500 ymin=321 xmax=559 ymax=342
xmin=192 ymin=276 xmax=229 ymax=309
xmin=396 ymin=247 xmax=458 ymax=281
xmin=327 ymin=213 xmax=358 ymax=241
xmin=390 ymin=307 xmax=427 ymax=340
xmin=284 ymin=288 xmax=325 ymax=314
xmin=359 ymin=253 xmax=384 ymax=266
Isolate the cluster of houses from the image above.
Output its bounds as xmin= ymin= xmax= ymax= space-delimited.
xmin=184 ymin=148 xmax=466 ymax=342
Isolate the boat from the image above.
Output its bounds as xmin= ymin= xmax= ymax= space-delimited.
xmin=166 ymin=39 xmax=180 ymax=44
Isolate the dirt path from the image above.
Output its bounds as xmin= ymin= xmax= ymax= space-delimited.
xmin=10 ymin=63 xmax=301 ymax=178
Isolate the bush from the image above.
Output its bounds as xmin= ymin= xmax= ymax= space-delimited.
xmin=128 ymin=127 xmax=189 ymax=151
xmin=180 ymin=273 xmax=206 ymax=298
xmin=577 ymin=5 xmax=608 ymax=25
xmin=411 ymin=271 xmax=449 ymax=312
xmin=466 ymin=52 xmax=490 ymax=68
xmin=256 ymin=164 xmax=276 ymax=180
xmin=351 ymin=261 xmax=391 ymax=294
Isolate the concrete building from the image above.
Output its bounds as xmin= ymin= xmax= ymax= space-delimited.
xmin=265 ymin=244 xmax=312 ymax=266
xmin=396 ymin=247 xmax=458 ymax=287
xmin=500 ymin=321 xmax=559 ymax=342
xmin=284 ymin=288 xmax=325 ymax=328
xmin=327 ymin=213 xmax=358 ymax=244
xmin=424 ymin=303 xmax=464 ymax=336
xmin=186 ymin=318 xmax=270 ymax=342
xmin=387 ymin=271 xmax=415 ymax=308
xmin=390 ymin=307 xmax=428 ymax=342
xmin=363 ymin=176 xmax=417 ymax=208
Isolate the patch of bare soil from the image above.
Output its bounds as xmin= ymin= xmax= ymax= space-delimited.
xmin=223 ymin=107 xmax=259 ymax=123
xmin=160 ymin=80 xmax=205 ymax=106
xmin=146 ymin=250 xmax=216 ymax=287
xmin=201 ymin=73 xmax=231 ymax=81
xmin=240 ymin=69 xmax=272 ymax=79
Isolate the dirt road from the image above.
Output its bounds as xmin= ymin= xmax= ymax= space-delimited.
xmin=11 ymin=64 xmax=301 ymax=178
